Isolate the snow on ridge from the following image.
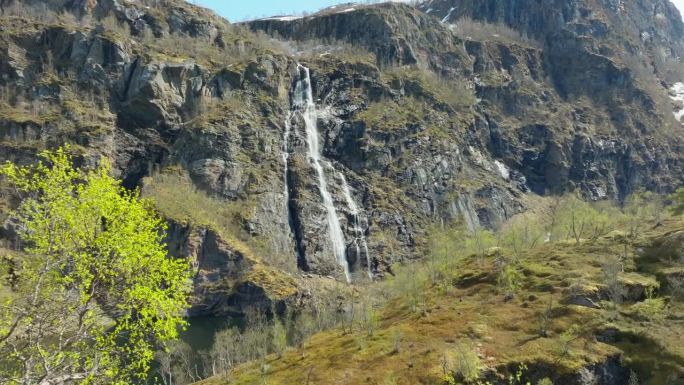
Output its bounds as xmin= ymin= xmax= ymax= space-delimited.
xmin=261 ymin=15 xmax=302 ymax=21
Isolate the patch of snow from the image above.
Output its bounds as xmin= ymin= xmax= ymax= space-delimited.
xmin=339 ymin=7 xmax=356 ymax=13
xmin=670 ymin=82 xmax=684 ymax=122
xmin=494 ymin=160 xmax=510 ymax=180
xmin=262 ymin=15 xmax=302 ymax=21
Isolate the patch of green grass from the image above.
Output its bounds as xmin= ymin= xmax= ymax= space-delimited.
xmin=0 ymin=103 xmax=60 ymax=125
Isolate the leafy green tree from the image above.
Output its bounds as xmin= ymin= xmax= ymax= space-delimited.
xmin=464 ymin=228 xmax=496 ymax=263
xmin=669 ymin=188 xmax=684 ymax=216
xmin=427 ymin=223 xmax=464 ymax=284
xmin=271 ymin=319 xmax=288 ymax=359
xmin=499 ymin=213 xmax=545 ymax=257
xmin=452 ymin=342 xmax=484 ymax=383
xmin=0 ymin=147 xmax=192 ymax=385
xmin=497 ymin=263 xmax=523 ymax=298
xmin=557 ymin=195 xmax=612 ymax=244
xmin=203 ymin=327 xmax=242 ymax=377
xmin=623 ymin=190 xmax=660 ymax=239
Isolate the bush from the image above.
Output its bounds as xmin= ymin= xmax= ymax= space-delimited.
xmin=549 ymin=195 xmax=616 ymax=243
xmin=556 ymin=325 xmax=580 ymax=359
xmin=669 ymin=188 xmax=684 ymax=216
xmin=629 ymin=298 xmax=667 ymax=323
xmin=498 ymin=212 xmax=545 ymax=257
xmin=497 ymin=263 xmax=523 ymax=298
xmin=453 ymin=342 xmax=484 ymax=383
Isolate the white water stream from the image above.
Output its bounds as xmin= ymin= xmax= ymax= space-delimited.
xmin=670 ymin=82 xmax=684 ymax=123
xmin=339 ymin=173 xmax=373 ymax=280
xmin=292 ymin=64 xmax=351 ymax=282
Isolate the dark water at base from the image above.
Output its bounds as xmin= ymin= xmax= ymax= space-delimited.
xmin=145 ymin=316 xmax=243 ymax=383
xmin=180 ymin=315 xmax=243 ymax=353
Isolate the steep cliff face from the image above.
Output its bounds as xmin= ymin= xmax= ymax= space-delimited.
xmin=252 ymin=1 xmax=684 ymax=200
xmin=0 ymin=0 xmax=683 ymax=316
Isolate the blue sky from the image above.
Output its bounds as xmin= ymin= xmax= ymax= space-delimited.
xmin=675 ymin=0 xmax=684 ymax=18
xmin=191 ymin=0 xmax=684 ymax=22
xmin=192 ymin=0 xmax=368 ymax=22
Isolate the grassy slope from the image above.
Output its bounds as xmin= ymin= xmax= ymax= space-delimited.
xmin=199 ymin=219 xmax=684 ymax=385
xmin=142 ymin=169 xmax=298 ymax=301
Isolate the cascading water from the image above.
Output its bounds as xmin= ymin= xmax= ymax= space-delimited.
xmin=339 ymin=173 xmax=373 ymax=280
xmin=291 ymin=64 xmax=351 ymax=282
xmin=282 ymin=114 xmax=293 ymax=199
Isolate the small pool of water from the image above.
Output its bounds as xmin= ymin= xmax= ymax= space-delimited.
xmin=180 ymin=315 xmax=244 ymax=353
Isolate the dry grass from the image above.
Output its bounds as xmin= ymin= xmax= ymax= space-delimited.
xmin=143 ymin=168 xmax=255 ymax=246
xmin=381 ymin=66 xmax=476 ymax=110
xmin=200 ymin=218 xmax=684 ymax=385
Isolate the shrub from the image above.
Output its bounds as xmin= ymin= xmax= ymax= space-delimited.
xmin=629 ymin=298 xmax=667 ymax=323
xmin=452 ymin=342 xmax=484 ymax=383
xmin=602 ymin=256 xmax=625 ymax=316
xmin=497 ymin=263 xmax=523 ymax=298
xmin=669 ymin=188 xmax=684 ymax=216
xmin=556 ymin=325 xmax=580 ymax=359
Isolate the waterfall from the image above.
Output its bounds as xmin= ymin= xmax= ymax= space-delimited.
xmin=339 ymin=173 xmax=373 ymax=280
xmin=292 ymin=64 xmax=351 ymax=282
xmin=282 ymin=113 xmax=293 ymax=199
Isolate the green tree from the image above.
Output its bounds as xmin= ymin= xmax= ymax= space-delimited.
xmin=271 ymin=319 xmax=288 ymax=359
xmin=497 ymin=263 xmax=523 ymax=298
xmin=0 ymin=147 xmax=192 ymax=385
xmin=557 ymin=195 xmax=611 ymax=244
xmin=464 ymin=227 xmax=496 ymax=263
xmin=203 ymin=327 xmax=242 ymax=377
xmin=623 ymin=190 xmax=660 ymax=239
xmin=427 ymin=223 xmax=464 ymax=284
xmin=669 ymin=188 xmax=684 ymax=216
xmin=499 ymin=213 xmax=544 ymax=257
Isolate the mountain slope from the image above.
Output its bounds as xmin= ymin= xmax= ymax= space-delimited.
xmin=0 ymin=0 xmax=683 ymax=333
xmin=200 ymin=217 xmax=684 ymax=385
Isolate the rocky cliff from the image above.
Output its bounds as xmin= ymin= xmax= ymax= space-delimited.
xmin=0 ymin=0 xmax=683 ymax=318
